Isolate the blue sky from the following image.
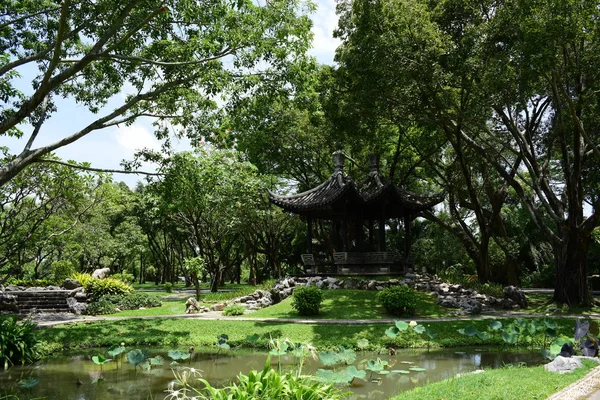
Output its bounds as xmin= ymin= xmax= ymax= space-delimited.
xmin=5 ymin=0 xmax=340 ymax=187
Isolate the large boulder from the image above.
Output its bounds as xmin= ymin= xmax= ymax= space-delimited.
xmin=67 ymin=297 xmax=87 ymax=315
xmin=62 ymin=279 xmax=81 ymax=290
xmin=0 ymin=293 xmax=18 ymax=312
xmin=91 ymin=267 xmax=111 ymax=279
xmin=185 ymin=297 xmax=201 ymax=314
xmin=544 ymin=356 xmax=583 ymax=374
xmin=503 ymin=286 xmax=528 ymax=309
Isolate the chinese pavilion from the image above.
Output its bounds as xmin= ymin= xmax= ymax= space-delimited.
xmin=269 ymin=152 xmax=444 ymax=274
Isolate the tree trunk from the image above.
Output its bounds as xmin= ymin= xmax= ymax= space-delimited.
xmin=476 ymin=234 xmax=492 ymax=283
xmin=553 ymin=228 xmax=592 ymax=306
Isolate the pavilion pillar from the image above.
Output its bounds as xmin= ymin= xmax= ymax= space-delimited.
xmin=307 ymin=217 xmax=313 ymax=254
xmin=403 ymin=215 xmax=411 ymax=261
xmin=378 ymin=218 xmax=386 ymax=251
xmin=341 ymin=219 xmax=348 ymax=251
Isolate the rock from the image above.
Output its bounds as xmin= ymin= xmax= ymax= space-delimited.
xmin=74 ymin=291 xmax=88 ymax=301
xmin=449 ymin=284 xmax=462 ymax=292
xmin=270 ymin=289 xmax=282 ymax=304
xmin=544 ymin=356 xmax=583 ymax=374
xmin=46 ymin=285 xmax=61 ymax=291
xmin=91 ymin=267 xmax=111 ymax=279
xmin=367 ymin=281 xmax=378 ymax=290
xmin=501 ymin=298 xmax=515 ymax=309
xmin=62 ymin=279 xmax=81 ymax=290
xmin=185 ymin=297 xmax=201 ymax=314
xmin=0 ymin=293 xmax=18 ymax=312
xmin=211 ymin=303 xmax=225 ymax=312
xmin=439 ymin=297 xmax=460 ymax=308
xmin=67 ymin=297 xmax=87 ymax=315
xmin=503 ymin=285 xmax=528 ymax=308
xmin=5 ymin=284 xmax=20 ymax=291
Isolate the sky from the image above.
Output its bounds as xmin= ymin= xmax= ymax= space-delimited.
xmin=5 ymin=0 xmax=341 ymax=188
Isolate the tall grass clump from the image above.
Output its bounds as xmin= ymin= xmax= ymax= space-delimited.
xmin=0 ymin=315 xmax=40 ymax=369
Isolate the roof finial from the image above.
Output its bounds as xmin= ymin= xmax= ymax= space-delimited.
xmin=368 ymin=153 xmax=379 ymax=175
xmin=333 ymin=151 xmax=345 ymax=173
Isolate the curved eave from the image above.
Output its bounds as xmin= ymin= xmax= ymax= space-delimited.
xmin=269 ymin=173 xmax=363 ymax=215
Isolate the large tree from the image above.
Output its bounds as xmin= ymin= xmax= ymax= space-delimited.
xmin=335 ymin=0 xmax=600 ymax=305
xmin=0 ymin=0 xmax=314 ymax=185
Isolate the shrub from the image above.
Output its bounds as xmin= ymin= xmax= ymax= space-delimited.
xmin=222 ymin=304 xmax=246 ymax=316
xmin=6 ymin=278 xmax=51 ymax=287
xmin=0 ymin=316 xmax=40 ymax=368
xmin=85 ymin=277 xmax=133 ymax=300
xmin=292 ymin=285 xmax=323 ymax=316
xmin=70 ymin=272 xmax=93 ymax=287
xmin=164 ymin=282 xmax=173 ymax=293
xmin=377 ymin=285 xmax=417 ymax=316
xmin=51 ymin=260 xmax=74 ymax=284
xmin=85 ymin=292 xmax=162 ymax=315
xmin=112 ymin=272 xmax=134 ymax=284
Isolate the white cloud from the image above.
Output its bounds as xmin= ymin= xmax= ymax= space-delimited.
xmin=310 ymin=0 xmax=341 ymax=64
xmin=112 ymin=123 xmax=161 ymax=153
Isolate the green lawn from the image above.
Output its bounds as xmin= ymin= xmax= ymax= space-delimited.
xmin=394 ymin=360 xmax=597 ymax=400
xmin=512 ymin=292 xmax=600 ymax=315
xmin=248 ymin=290 xmax=450 ymax=320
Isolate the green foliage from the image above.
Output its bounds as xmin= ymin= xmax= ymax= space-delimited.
xmin=85 ymin=292 xmax=161 ymax=315
xmin=126 ymin=349 xmax=146 ymax=367
xmin=51 ymin=260 xmax=74 ymax=284
xmin=5 ymin=278 xmax=52 ymax=287
xmin=84 ymin=277 xmax=133 ymax=300
xmin=222 ymin=304 xmax=246 ymax=316
xmin=0 ymin=316 xmax=40 ymax=369
xmin=112 ymin=273 xmax=134 ymax=284
xmin=70 ymin=272 xmax=93 ymax=288
xmin=169 ymin=358 xmax=345 ymax=400
xmin=376 ymin=286 xmax=417 ymax=316
xmin=291 ymin=285 xmax=323 ymax=316
xmin=164 ymin=282 xmax=173 ymax=293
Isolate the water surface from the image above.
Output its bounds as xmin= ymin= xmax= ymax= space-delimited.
xmin=0 ymin=347 xmax=544 ymax=399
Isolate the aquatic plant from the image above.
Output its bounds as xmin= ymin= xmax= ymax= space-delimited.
xmin=91 ymin=354 xmax=111 ymax=371
xmin=165 ymin=358 xmax=347 ymax=400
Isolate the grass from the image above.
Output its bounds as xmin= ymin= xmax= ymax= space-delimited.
xmin=393 ymin=359 xmax=598 ymax=400
xmin=103 ymin=286 xmax=266 ymax=317
xmin=248 ymin=290 xmax=450 ymax=320
xmin=511 ymin=292 xmax=600 ymax=315
xmin=36 ymin=316 xmax=583 ymax=354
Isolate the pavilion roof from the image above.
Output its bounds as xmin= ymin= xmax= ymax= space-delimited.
xmin=269 ymin=153 xmax=444 ymax=220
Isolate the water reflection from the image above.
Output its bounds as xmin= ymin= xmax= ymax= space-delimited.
xmin=0 ymin=347 xmax=543 ymax=399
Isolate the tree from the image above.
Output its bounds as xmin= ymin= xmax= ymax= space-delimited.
xmin=0 ymin=0 xmax=314 ymax=185
xmin=334 ymin=0 xmax=600 ymax=306
xmin=152 ymin=150 xmax=264 ymax=292
xmin=0 ymin=158 xmax=102 ymax=280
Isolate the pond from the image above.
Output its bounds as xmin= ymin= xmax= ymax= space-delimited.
xmin=0 ymin=347 xmax=544 ymax=399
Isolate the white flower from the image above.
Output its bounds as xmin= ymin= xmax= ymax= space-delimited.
xmin=409 ymin=321 xmax=418 ymax=328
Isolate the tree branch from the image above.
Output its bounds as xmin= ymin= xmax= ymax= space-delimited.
xmin=33 ymin=158 xmax=162 ymax=176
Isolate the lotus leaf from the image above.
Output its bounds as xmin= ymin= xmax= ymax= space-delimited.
xmin=490 ymin=321 xmax=503 ymax=331
xmin=357 ymin=338 xmax=369 ymax=350
xmin=168 ymin=350 xmax=190 ymax=360
xmin=126 ymin=349 xmax=146 ymax=366
xmin=385 ymin=326 xmax=400 ymax=338
xmin=412 ymin=324 xmax=426 ymax=334
xmin=395 ymin=321 xmax=409 ymax=331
